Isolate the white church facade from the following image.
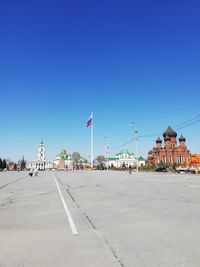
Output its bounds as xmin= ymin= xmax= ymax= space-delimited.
xmin=27 ymin=140 xmax=53 ymax=170
xmin=106 ymin=150 xmax=145 ymax=168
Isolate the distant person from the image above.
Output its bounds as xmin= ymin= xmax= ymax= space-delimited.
xmin=129 ymin=165 xmax=132 ymax=175
xmin=29 ymin=169 xmax=33 ymax=177
xmin=33 ymin=169 xmax=38 ymax=176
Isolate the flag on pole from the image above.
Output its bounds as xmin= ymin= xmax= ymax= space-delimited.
xmin=86 ymin=113 xmax=94 ymax=168
xmin=86 ymin=114 xmax=93 ymax=127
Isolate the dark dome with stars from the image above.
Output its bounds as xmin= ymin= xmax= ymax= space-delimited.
xmin=156 ymin=137 xmax=162 ymax=143
xmin=179 ymin=135 xmax=186 ymax=142
xmin=163 ymin=126 xmax=177 ymax=138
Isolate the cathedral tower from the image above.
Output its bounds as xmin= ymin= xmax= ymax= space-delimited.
xmin=38 ymin=139 xmax=45 ymax=161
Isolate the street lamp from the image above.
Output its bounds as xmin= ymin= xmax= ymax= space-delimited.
xmin=129 ymin=122 xmax=139 ymax=173
xmin=104 ymin=137 xmax=110 ymax=171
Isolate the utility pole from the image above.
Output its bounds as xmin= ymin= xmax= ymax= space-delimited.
xmin=91 ymin=113 xmax=94 ymax=169
xmin=135 ymin=130 xmax=139 ymax=173
xmin=104 ymin=137 xmax=109 ymax=170
xmin=130 ymin=122 xmax=139 ymax=173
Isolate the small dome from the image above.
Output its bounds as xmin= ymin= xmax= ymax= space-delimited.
xmin=163 ymin=126 xmax=177 ymax=138
xmin=156 ymin=137 xmax=162 ymax=143
xmin=179 ymin=135 xmax=186 ymax=142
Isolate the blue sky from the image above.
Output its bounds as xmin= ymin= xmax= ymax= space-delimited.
xmin=0 ymin=0 xmax=200 ymax=162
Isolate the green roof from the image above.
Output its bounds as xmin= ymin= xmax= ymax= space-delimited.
xmin=137 ymin=156 xmax=145 ymax=161
xmin=108 ymin=157 xmax=117 ymax=161
xmin=116 ymin=149 xmax=134 ymax=156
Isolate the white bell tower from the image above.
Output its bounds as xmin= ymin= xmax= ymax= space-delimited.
xmin=38 ymin=139 xmax=45 ymax=161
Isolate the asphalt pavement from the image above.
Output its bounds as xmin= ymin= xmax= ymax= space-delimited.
xmin=0 ymin=170 xmax=200 ymax=267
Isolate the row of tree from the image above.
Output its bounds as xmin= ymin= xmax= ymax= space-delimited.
xmin=1 ymin=152 xmax=106 ymax=170
xmin=71 ymin=152 xmax=106 ymax=166
xmin=0 ymin=157 xmax=26 ymax=171
xmin=0 ymin=158 xmax=7 ymax=169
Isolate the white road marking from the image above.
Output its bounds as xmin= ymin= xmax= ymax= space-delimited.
xmin=52 ymin=172 xmax=78 ymax=235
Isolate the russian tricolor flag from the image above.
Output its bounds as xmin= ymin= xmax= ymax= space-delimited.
xmin=86 ymin=114 xmax=93 ymax=127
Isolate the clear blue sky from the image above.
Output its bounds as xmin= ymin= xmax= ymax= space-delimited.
xmin=0 ymin=0 xmax=200 ymax=162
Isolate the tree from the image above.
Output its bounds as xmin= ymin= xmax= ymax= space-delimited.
xmin=0 ymin=158 xmax=2 ymax=169
xmin=72 ymin=152 xmax=81 ymax=163
xmin=95 ymin=155 xmax=105 ymax=165
xmin=158 ymin=160 xmax=166 ymax=168
xmin=172 ymin=163 xmax=177 ymax=171
xmin=21 ymin=156 xmax=26 ymax=170
xmin=14 ymin=163 xmax=17 ymax=171
xmin=2 ymin=159 xmax=7 ymax=169
xmin=95 ymin=156 xmax=106 ymax=170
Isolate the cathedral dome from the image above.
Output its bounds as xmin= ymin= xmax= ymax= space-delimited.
xmin=163 ymin=126 xmax=177 ymax=138
xmin=179 ymin=135 xmax=186 ymax=142
xmin=156 ymin=137 xmax=162 ymax=143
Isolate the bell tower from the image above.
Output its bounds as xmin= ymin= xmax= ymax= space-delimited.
xmin=38 ymin=139 xmax=45 ymax=161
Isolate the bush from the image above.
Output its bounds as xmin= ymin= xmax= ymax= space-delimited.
xmin=139 ymin=164 xmax=156 ymax=172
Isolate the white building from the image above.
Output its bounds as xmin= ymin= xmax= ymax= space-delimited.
xmin=107 ymin=149 xmax=145 ymax=168
xmin=27 ymin=140 xmax=52 ymax=170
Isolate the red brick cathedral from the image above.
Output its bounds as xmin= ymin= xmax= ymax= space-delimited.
xmin=147 ymin=126 xmax=191 ymax=166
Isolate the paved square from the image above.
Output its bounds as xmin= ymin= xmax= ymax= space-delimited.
xmin=0 ymin=171 xmax=200 ymax=266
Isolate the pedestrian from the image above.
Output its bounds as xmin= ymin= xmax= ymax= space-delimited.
xmin=29 ymin=169 xmax=33 ymax=177
xmin=129 ymin=165 xmax=132 ymax=175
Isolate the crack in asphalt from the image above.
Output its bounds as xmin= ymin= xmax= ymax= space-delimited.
xmin=82 ymin=212 xmax=97 ymax=230
xmin=66 ymin=188 xmax=80 ymax=208
xmin=65 ymin=184 xmax=126 ymax=267
xmin=54 ymin=172 xmax=126 ymax=266
xmin=56 ymin=176 xmax=65 ymax=186
xmin=0 ymin=197 xmax=15 ymax=208
xmin=103 ymin=237 xmax=125 ymax=267
xmin=0 ymin=175 xmax=28 ymax=190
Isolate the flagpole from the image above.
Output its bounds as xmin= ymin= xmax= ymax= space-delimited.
xmin=91 ymin=112 xmax=94 ymax=169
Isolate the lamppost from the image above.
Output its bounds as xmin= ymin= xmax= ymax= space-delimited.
xmin=88 ymin=155 xmax=91 ymax=168
xmin=129 ymin=121 xmax=139 ymax=173
xmin=104 ymin=137 xmax=109 ymax=171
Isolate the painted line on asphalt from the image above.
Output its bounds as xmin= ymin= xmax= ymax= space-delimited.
xmin=52 ymin=172 xmax=78 ymax=235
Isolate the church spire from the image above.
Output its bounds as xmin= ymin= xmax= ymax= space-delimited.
xmin=38 ymin=139 xmax=45 ymax=161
